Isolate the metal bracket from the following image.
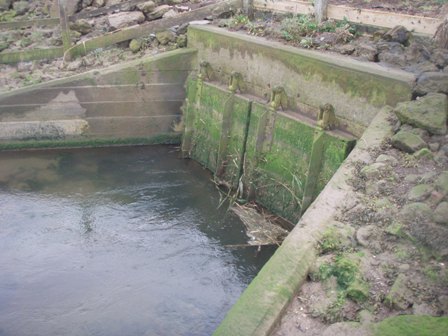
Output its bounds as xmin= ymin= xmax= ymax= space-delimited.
xmin=317 ymin=103 xmax=337 ymax=130
xmin=228 ymin=71 xmax=244 ymax=93
xmin=269 ymin=86 xmax=288 ymax=111
xmin=198 ymin=61 xmax=213 ymax=81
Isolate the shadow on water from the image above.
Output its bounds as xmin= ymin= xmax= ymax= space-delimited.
xmin=0 ymin=145 xmax=276 ymax=336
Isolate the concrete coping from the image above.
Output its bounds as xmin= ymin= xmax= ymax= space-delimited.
xmin=213 ymin=107 xmax=395 ymax=336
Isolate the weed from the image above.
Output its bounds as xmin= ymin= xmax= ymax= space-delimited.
xmin=0 ymin=10 xmax=17 ymax=22
xmin=279 ymin=15 xmax=356 ymax=45
xmin=319 ymin=227 xmax=342 ymax=253
xmin=319 ymin=254 xmax=359 ymax=288
xmin=228 ymin=14 xmax=251 ymax=30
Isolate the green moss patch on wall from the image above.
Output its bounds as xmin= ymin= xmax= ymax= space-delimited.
xmin=0 ymin=133 xmax=181 ymax=151
xmin=183 ymin=78 xmax=355 ymax=223
xmin=182 ymin=79 xmax=251 ymax=187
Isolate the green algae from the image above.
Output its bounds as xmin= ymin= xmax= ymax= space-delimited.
xmin=372 ymin=315 xmax=448 ymax=336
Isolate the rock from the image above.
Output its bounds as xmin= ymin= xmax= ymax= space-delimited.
xmin=162 ymin=9 xmax=178 ymax=18
xmin=146 ymin=5 xmax=171 ymax=20
xmin=434 ymin=202 xmax=448 ymax=225
xmin=405 ymin=126 xmax=429 ymax=139
xmin=212 ymin=2 xmax=235 ymax=19
xmin=377 ymin=41 xmax=406 ymax=67
xmin=66 ymin=60 xmax=83 ymax=71
xmin=13 ymin=1 xmax=30 ymax=15
xmin=429 ymin=142 xmax=440 ymax=151
xmin=405 ymin=61 xmax=438 ymax=75
xmin=17 ymin=61 xmax=32 ymax=72
xmin=188 ymin=20 xmax=211 ymax=26
xmin=64 ymin=0 xmax=82 ymax=16
xmin=428 ymin=190 xmax=445 ymax=207
xmin=107 ymin=11 xmax=145 ymax=30
xmin=360 ymin=162 xmax=387 ymax=179
xmin=155 ymin=30 xmax=176 ymax=45
xmin=376 ymin=154 xmax=398 ymax=165
xmin=105 ymin=0 xmax=123 ymax=5
xmin=355 ymin=43 xmax=377 ymax=62
xmin=413 ymin=148 xmax=433 ymax=159
xmin=0 ymin=0 xmax=13 ymax=11
xmin=400 ymin=202 xmax=432 ymax=223
xmin=404 ymin=174 xmax=420 ymax=183
xmin=413 ymin=303 xmax=438 ymax=316
xmin=0 ymin=41 xmax=9 ymax=52
xmin=385 ymin=221 xmax=404 ymax=237
xmin=137 ymin=0 xmax=155 ymax=14
xmin=385 ymin=273 xmax=413 ymax=310
xmin=176 ymin=34 xmax=187 ymax=48
xmin=129 ymin=39 xmax=142 ymax=53
xmin=405 ymin=42 xmax=431 ymax=64
xmin=431 ymin=49 xmax=448 ymax=69
xmin=70 ymin=19 xmax=92 ymax=35
xmin=356 ymin=225 xmax=375 ymax=247
xmin=333 ymin=44 xmax=355 ymax=55
xmin=19 ymin=37 xmax=32 ymax=48
xmin=435 ymin=171 xmax=448 ymax=194
xmin=407 ymin=184 xmax=434 ymax=202
xmin=92 ymin=0 xmax=105 ymax=7
xmin=391 ymin=130 xmax=427 ymax=153
xmin=398 ymin=263 xmax=410 ymax=272
xmin=415 ymin=72 xmax=448 ymax=95
xmin=394 ymin=93 xmax=447 ymax=135
xmin=82 ymin=0 xmax=93 ymax=8
xmin=383 ymin=25 xmax=412 ymax=46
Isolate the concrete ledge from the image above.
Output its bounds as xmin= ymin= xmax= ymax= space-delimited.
xmin=214 ymin=107 xmax=395 ymax=336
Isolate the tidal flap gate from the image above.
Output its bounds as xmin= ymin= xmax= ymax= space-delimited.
xmin=182 ymin=75 xmax=356 ymax=224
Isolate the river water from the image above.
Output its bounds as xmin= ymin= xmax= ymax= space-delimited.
xmin=0 ymin=146 xmax=275 ymax=336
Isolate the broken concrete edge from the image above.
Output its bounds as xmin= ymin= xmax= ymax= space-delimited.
xmin=63 ymin=0 xmax=242 ymax=61
xmin=0 ymin=48 xmax=197 ymax=100
xmin=213 ymin=107 xmax=395 ymax=336
xmin=0 ymin=133 xmax=182 ymax=151
xmin=0 ymin=47 xmax=64 ymax=64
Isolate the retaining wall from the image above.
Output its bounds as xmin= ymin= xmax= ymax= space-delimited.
xmin=182 ymin=77 xmax=355 ymax=223
xmin=0 ymin=48 xmax=196 ymax=149
xmin=187 ymin=25 xmax=415 ymax=136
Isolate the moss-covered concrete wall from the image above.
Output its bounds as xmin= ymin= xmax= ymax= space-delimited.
xmin=182 ymin=78 xmax=355 ymax=223
xmin=0 ymin=49 xmax=196 ymax=149
xmin=187 ymin=25 xmax=415 ymax=136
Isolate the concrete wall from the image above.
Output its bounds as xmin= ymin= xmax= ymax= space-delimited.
xmin=187 ymin=25 xmax=415 ymax=136
xmin=182 ymin=78 xmax=355 ymax=223
xmin=0 ymin=48 xmax=197 ymax=149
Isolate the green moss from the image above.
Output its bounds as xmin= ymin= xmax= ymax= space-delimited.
xmin=372 ymin=316 xmax=448 ymax=336
xmin=0 ymin=47 xmax=64 ymax=64
xmin=0 ymin=134 xmax=181 ymax=151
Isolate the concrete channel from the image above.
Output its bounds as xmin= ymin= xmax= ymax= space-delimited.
xmin=0 ymin=25 xmax=417 ymax=335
